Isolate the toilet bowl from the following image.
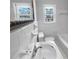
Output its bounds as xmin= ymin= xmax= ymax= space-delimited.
xmin=34 ymin=37 xmax=63 ymax=59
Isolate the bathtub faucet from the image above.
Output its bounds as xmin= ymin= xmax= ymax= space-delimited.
xmin=31 ymin=45 xmax=42 ymax=59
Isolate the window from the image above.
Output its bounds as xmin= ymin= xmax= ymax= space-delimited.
xmin=43 ymin=4 xmax=56 ymax=23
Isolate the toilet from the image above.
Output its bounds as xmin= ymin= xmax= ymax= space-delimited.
xmin=38 ymin=32 xmax=45 ymax=42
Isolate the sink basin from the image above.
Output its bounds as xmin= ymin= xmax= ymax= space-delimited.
xmin=34 ymin=43 xmax=56 ymax=59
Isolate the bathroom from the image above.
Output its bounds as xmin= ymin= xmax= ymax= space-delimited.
xmin=10 ymin=0 xmax=68 ymax=59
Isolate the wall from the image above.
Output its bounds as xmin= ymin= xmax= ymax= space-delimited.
xmin=10 ymin=23 xmax=34 ymax=59
xmin=11 ymin=0 xmax=68 ymax=35
xmin=36 ymin=0 xmax=68 ymax=37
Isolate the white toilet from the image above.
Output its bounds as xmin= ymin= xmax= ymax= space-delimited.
xmin=38 ymin=32 xmax=45 ymax=42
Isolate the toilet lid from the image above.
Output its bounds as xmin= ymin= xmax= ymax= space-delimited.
xmin=45 ymin=37 xmax=55 ymax=42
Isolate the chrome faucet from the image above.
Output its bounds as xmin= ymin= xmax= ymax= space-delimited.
xmin=31 ymin=45 xmax=42 ymax=59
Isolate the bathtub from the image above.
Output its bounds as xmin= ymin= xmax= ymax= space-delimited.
xmin=13 ymin=38 xmax=63 ymax=59
xmin=34 ymin=40 xmax=63 ymax=59
xmin=56 ymin=34 xmax=68 ymax=59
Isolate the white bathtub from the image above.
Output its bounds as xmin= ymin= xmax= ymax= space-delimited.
xmin=13 ymin=38 xmax=63 ymax=59
xmin=34 ymin=40 xmax=63 ymax=59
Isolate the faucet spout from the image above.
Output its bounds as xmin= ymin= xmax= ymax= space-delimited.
xmin=31 ymin=45 xmax=42 ymax=59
